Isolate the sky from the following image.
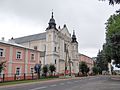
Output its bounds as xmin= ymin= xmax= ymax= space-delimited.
xmin=0 ymin=0 xmax=120 ymax=57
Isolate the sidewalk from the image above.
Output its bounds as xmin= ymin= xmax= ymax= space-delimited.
xmin=110 ymin=75 xmax=120 ymax=80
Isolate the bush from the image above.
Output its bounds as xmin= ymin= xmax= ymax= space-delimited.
xmin=49 ymin=64 xmax=56 ymax=76
xmin=42 ymin=65 xmax=48 ymax=77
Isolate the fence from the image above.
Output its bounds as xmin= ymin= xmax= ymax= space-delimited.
xmin=0 ymin=73 xmax=38 ymax=82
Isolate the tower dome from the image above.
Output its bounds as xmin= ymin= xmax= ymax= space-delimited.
xmin=72 ymin=30 xmax=78 ymax=43
xmin=46 ymin=12 xmax=57 ymax=30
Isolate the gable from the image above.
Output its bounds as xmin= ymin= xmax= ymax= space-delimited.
xmin=61 ymin=26 xmax=71 ymax=38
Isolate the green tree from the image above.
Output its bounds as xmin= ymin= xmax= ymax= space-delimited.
xmin=42 ymin=65 xmax=48 ymax=77
xmin=96 ymin=50 xmax=108 ymax=73
xmin=79 ymin=61 xmax=89 ymax=76
xmin=0 ymin=61 xmax=6 ymax=74
xmin=105 ymin=13 xmax=120 ymax=67
xmin=100 ymin=0 xmax=120 ymax=5
xmin=92 ymin=66 xmax=101 ymax=75
xmin=49 ymin=64 xmax=56 ymax=76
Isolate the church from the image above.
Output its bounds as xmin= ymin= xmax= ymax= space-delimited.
xmin=14 ymin=12 xmax=79 ymax=75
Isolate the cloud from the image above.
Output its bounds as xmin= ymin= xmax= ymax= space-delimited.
xmin=0 ymin=0 xmax=120 ymax=57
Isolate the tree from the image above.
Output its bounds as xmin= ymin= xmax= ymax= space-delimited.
xmin=105 ymin=13 xmax=120 ymax=67
xmin=49 ymin=64 xmax=56 ymax=76
xmin=86 ymin=67 xmax=90 ymax=75
xmin=96 ymin=50 xmax=108 ymax=73
xmin=42 ymin=65 xmax=48 ymax=77
xmin=79 ymin=61 xmax=89 ymax=76
xmin=100 ymin=0 xmax=120 ymax=5
xmin=92 ymin=66 xmax=101 ymax=75
xmin=0 ymin=61 xmax=6 ymax=74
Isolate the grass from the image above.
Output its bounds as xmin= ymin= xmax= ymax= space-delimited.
xmin=0 ymin=77 xmax=58 ymax=86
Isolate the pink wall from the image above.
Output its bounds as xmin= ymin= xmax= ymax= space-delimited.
xmin=0 ymin=42 xmax=41 ymax=75
xmin=79 ymin=54 xmax=94 ymax=73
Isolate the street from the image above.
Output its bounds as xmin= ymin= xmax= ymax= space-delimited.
xmin=0 ymin=76 xmax=120 ymax=90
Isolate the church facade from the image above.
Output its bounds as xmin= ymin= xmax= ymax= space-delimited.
xmin=15 ymin=12 xmax=79 ymax=74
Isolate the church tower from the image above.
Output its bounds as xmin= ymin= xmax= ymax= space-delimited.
xmin=45 ymin=12 xmax=59 ymax=73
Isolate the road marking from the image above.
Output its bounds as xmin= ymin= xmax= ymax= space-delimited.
xmin=60 ymin=83 xmax=64 ymax=85
xmin=29 ymin=86 xmax=47 ymax=90
xmin=50 ymin=84 xmax=57 ymax=87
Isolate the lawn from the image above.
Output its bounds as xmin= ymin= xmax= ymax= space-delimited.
xmin=0 ymin=77 xmax=58 ymax=86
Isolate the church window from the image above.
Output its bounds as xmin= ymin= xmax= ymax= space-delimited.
xmin=54 ymin=47 xmax=56 ymax=52
xmin=64 ymin=44 xmax=66 ymax=52
xmin=55 ymin=59 xmax=57 ymax=64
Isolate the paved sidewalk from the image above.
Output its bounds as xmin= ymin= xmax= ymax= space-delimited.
xmin=111 ymin=75 xmax=120 ymax=80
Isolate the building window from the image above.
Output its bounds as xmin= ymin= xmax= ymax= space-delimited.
xmin=0 ymin=48 xmax=4 ymax=57
xmin=34 ymin=46 xmax=37 ymax=50
xmin=16 ymin=51 xmax=22 ymax=59
xmin=55 ymin=59 xmax=57 ymax=64
xmin=31 ymin=68 xmax=34 ymax=73
xmin=64 ymin=44 xmax=66 ymax=52
xmin=31 ymin=53 xmax=35 ymax=61
xmin=16 ymin=67 xmax=20 ymax=75
xmin=54 ymin=47 xmax=56 ymax=52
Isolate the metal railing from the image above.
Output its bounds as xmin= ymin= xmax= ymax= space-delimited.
xmin=0 ymin=73 xmax=38 ymax=82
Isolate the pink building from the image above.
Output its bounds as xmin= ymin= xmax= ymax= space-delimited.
xmin=79 ymin=54 xmax=94 ymax=74
xmin=0 ymin=39 xmax=41 ymax=81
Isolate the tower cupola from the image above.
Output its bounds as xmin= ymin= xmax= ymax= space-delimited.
xmin=46 ymin=12 xmax=57 ymax=30
xmin=72 ymin=30 xmax=77 ymax=43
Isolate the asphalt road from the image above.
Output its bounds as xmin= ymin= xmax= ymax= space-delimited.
xmin=0 ymin=76 xmax=120 ymax=90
